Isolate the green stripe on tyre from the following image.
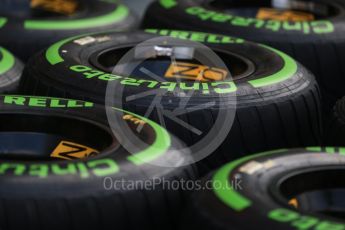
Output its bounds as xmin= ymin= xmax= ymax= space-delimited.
xmin=46 ymin=30 xmax=117 ymax=65
xmin=0 ymin=47 xmax=15 ymax=75
xmin=46 ymin=35 xmax=85 ymax=65
xmin=0 ymin=18 xmax=7 ymax=28
xmin=213 ymin=149 xmax=287 ymax=211
xmin=213 ymin=147 xmax=345 ymax=211
xmin=24 ymin=4 xmax=129 ymax=30
xmin=116 ymin=108 xmax=172 ymax=165
xmin=248 ymin=45 xmax=298 ymax=88
xmin=160 ymin=0 xmax=178 ymax=9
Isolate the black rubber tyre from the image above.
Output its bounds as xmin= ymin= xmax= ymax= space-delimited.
xmin=143 ymin=0 xmax=345 ymax=109
xmin=20 ymin=29 xmax=322 ymax=172
xmin=181 ymin=147 xmax=345 ymax=230
xmin=0 ymin=95 xmax=196 ymax=230
xmin=0 ymin=47 xmax=23 ymax=93
xmin=325 ymin=96 xmax=345 ymax=146
xmin=0 ymin=0 xmax=138 ymax=61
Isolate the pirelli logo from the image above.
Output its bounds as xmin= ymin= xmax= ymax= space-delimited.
xmin=165 ymin=62 xmax=228 ymax=82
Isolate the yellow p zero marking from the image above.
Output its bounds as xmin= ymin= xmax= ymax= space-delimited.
xmin=50 ymin=141 xmax=99 ymax=160
xmin=239 ymin=160 xmax=276 ymax=175
xmin=288 ymin=198 xmax=299 ymax=208
xmin=31 ymin=0 xmax=79 ymax=15
xmin=123 ymin=114 xmax=146 ymax=126
xmin=257 ymin=8 xmax=315 ymax=22
xmin=165 ymin=62 xmax=228 ymax=82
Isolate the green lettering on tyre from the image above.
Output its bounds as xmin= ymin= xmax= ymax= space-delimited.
xmin=212 ymin=82 xmax=237 ymax=94
xmin=292 ymin=216 xmax=319 ymax=229
xmin=29 ymin=165 xmax=49 ymax=178
xmin=87 ymin=159 xmax=119 ymax=177
xmin=306 ymin=146 xmax=345 ymax=155
xmin=70 ymin=65 xmax=93 ymax=72
xmin=306 ymin=146 xmax=322 ymax=152
xmin=186 ymin=6 xmax=204 ymax=15
xmin=145 ymin=29 xmax=244 ymax=44
xmin=29 ymin=97 xmax=48 ymax=107
xmin=46 ymin=29 xmax=243 ymax=66
xmin=0 ymin=47 xmax=15 ymax=75
xmin=184 ymin=6 xmax=334 ymax=34
xmin=269 ymin=209 xmax=300 ymax=222
xmin=159 ymin=0 xmax=177 ymax=9
xmin=311 ymin=21 xmax=335 ymax=34
xmin=268 ymin=208 xmax=345 ymax=229
xmin=3 ymin=95 xmax=94 ymax=108
xmin=69 ymin=64 xmax=238 ymax=94
xmin=316 ymin=222 xmax=345 ymax=230
xmin=0 ymin=163 xmax=26 ymax=175
xmin=24 ymin=5 xmax=129 ymax=30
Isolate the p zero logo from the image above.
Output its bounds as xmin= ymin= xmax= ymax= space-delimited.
xmin=165 ymin=62 xmax=228 ymax=82
xmin=288 ymin=198 xmax=299 ymax=208
xmin=50 ymin=141 xmax=99 ymax=160
xmin=31 ymin=0 xmax=78 ymax=15
xmin=257 ymin=8 xmax=315 ymax=22
xmin=123 ymin=114 xmax=146 ymax=126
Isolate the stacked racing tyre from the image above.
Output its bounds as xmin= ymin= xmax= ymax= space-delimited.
xmin=0 ymin=0 xmax=137 ymax=61
xmin=143 ymin=0 xmax=345 ymax=109
xmin=20 ymin=29 xmax=322 ymax=172
xmin=0 ymin=95 xmax=196 ymax=230
xmin=181 ymin=147 xmax=345 ymax=230
xmin=0 ymin=47 xmax=23 ymax=93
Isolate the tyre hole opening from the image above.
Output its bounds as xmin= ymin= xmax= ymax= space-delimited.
xmin=91 ymin=45 xmax=255 ymax=82
xmin=0 ymin=113 xmax=115 ymax=161
xmin=274 ymin=168 xmax=345 ymax=220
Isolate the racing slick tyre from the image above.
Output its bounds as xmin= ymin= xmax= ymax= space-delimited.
xmin=20 ymin=29 xmax=322 ymax=172
xmin=0 ymin=47 xmax=23 ymax=93
xmin=0 ymin=0 xmax=137 ymax=61
xmin=143 ymin=0 xmax=345 ymax=108
xmin=0 ymin=95 xmax=196 ymax=230
xmin=181 ymin=147 xmax=345 ymax=230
